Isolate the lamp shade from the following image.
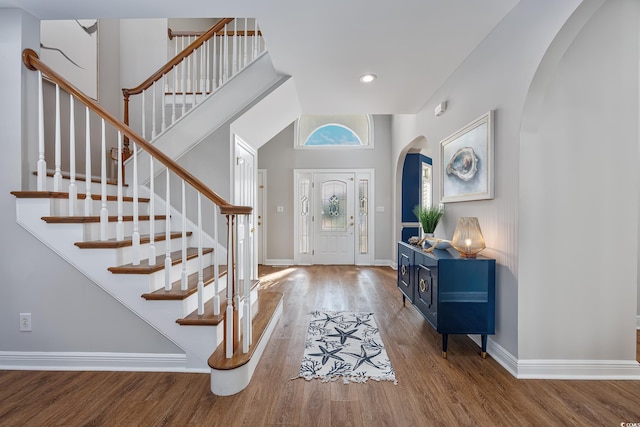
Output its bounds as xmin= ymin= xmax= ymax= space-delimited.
xmin=451 ymin=217 xmax=486 ymax=258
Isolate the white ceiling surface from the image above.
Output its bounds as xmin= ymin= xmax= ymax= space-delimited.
xmin=2 ymin=0 xmax=520 ymax=114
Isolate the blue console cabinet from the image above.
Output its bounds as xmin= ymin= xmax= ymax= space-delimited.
xmin=398 ymin=241 xmax=496 ymax=358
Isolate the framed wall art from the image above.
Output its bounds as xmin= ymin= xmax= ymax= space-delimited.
xmin=440 ymin=110 xmax=494 ymax=203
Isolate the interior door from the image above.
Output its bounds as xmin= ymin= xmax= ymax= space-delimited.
xmin=312 ymin=172 xmax=355 ymax=264
xmin=234 ymin=137 xmax=256 ymax=280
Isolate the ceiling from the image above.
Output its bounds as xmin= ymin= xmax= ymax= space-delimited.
xmin=1 ymin=0 xmax=520 ymax=114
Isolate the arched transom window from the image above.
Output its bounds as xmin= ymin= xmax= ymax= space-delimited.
xmin=296 ymin=115 xmax=372 ymax=148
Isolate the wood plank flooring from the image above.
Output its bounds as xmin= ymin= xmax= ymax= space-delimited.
xmin=1 ymin=265 xmax=639 ymax=426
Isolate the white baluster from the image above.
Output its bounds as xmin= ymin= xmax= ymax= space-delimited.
xmin=213 ymin=204 xmax=220 ymax=316
xmin=180 ymin=37 xmax=185 ymax=93
xmin=205 ymin=40 xmax=211 ymax=93
xmin=84 ymin=106 xmax=92 ymax=216
xmin=243 ymin=18 xmax=248 ymax=68
xmin=197 ymin=193 xmax=204 ymax=315
xmin=68 ymin=95 xmax=77 ymax=215
xmin=53 ymin=84 xmax=62 ymax=191
xmin=151 ymin=81 xmax=157 ymax=139
xmin=199 ymin=45 xmax=205 ymax=96
xmin=182 ymin=48 xmax=187 ymax=117
xmin=116 ymin=130 xmax=124 ymax=241
xmin=254 ymin=19 xmax=259 ymax=60
xmin=100 ymin=119 xmax=108 ymax=241
xmin=223 ymin=24 xmax=228 ymax=83
xmin=172 ymin=65 xmax=177 ymax=124
xmin=181 ymin=179 xmax=187 ymax=291
xmin=161 ymin=75 xmax=166 ymax=133
xmin=232 ymin=19 xmax=238 ymax=75
xmin=131 ymin=142 xmax=140 ymax=265
xmin=148 ymin=157 xmax=156 ymax=266
xmin=165 ymin=168 xmax=172 ymax=290
xmin=141 ymin=90 xmax=146 ymax=140
xmin=192 ymin=47 xmax=197 ymax=107
xmin=186 ymin=36 xmax=192 ymax=93
xmin=213 ymin=34 xmax=219 ymax=89
xmin=36 ymin=71 xmax=46 ymax=191
xmin=243 ymin=214 xmax=251 ymax=353
xmin=226 ymin=214 xmax=234 ymax=359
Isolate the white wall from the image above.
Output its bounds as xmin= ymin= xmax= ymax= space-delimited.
xmin=0 ymin=10 xmax=182 ymax=357
xmin=519 ymin=0 xmax=639 ymax=360
xmin=119 ymin=19 xmax=168 ymax=135
xmin=257 ymin=116 xmax=393 ymax=264
xmin=392 ymin=0 xmax=639 ymax=370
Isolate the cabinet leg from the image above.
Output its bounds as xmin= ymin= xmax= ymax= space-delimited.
xmin=481 ymin=335 xmax=488 ymax=359
xmin=402 ymin=294 xmax=406 ymax=306
xmin=442 ymin=334 xmax=448 ymax=359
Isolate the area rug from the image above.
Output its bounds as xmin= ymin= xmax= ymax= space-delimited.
xmin=296 ymin=311 xmax=397 ymax=384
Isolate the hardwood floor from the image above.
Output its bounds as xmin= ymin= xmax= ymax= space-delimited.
xmin=1 ymin=265 xmax=639 ymax=426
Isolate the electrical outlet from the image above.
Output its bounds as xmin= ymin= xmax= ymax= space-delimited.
xmin=19 ymin=313 xmax=32 ymax=332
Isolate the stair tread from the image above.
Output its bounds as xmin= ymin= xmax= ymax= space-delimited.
xmin=208 ymin=291 xmax=283 ymax=370
xmin=11 ymin=191 xmax=149 ymax=203
xmin=142 ymin=264 xmax=228 ymax=300
xmin=108 ymin=247 xmax=213 ymax=274
xmin=176 ymin=299 xmax=228 ymax=326
xmin=42 ymin=215 xmax=168 ymax=223
xmin=75 ymin=231 xmax=191 ymax=249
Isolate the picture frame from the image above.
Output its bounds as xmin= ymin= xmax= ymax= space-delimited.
xmin=440 ymin=110 xmax=494 ymax=203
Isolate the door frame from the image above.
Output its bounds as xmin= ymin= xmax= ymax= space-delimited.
xmin=293 ymin=168 xmax=375 ymax=265
xmin=257 ymin=169 xmax=266 ymax=265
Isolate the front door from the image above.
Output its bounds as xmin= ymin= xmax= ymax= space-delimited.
xmin=312 ymin=172 xmax=355 ymax=265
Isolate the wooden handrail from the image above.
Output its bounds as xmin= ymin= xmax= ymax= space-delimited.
xmin=122 ymin=18 xmax=234 ymax=99
xmin=23 ymin=48 xmax=251 ymax=216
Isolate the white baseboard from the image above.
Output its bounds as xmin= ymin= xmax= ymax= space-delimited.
xmin=468 ymin=335 xmax=640 ymax=380
xmin=0 ymin=351 xmax=208 ymax=373
xmin=374 ymin=259 xmax=394 ymax=267
xmin=637 ymin=315 xmax=640 ymax=329
xmin=263 ymin=259 xmax=294 ymax=266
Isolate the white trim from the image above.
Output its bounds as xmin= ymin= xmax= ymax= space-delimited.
xmin=636 ymin=315 xmax=640 ymax=329
xmin=0 ymin=351 xmax=206 ymax=373
xmin=375 ymin=259 xmax=395 ymax=268
xmin=467 ymin=335 xmax=640 ymax=379
xmin=264 ymin=258 xmax=294 ymax=266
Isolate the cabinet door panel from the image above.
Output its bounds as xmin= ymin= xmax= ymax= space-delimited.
xmin=414 ymin=262 xmax=437 ymax=329
xmin=397 ymin=245 xmax=414 ymax=302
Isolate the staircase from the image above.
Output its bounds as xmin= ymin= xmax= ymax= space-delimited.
xmin=11 ymin=18 xmax=285 ymax=396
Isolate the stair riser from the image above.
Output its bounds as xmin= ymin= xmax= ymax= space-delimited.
xmin=145 ymin=251 xmax=214 ymax=292
xmin=82 ymin=220 xmax=168 ymax=241
xmin=49 ymin=199 xmax=149 ymax=217
xmin=44 ymin=177 xmax=120 ymax=197
xmin=110 ymin=238 xmax=190 ymax=266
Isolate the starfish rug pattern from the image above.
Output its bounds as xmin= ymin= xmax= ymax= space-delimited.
xmin=296 ymin=311 xmax=397 ymax=384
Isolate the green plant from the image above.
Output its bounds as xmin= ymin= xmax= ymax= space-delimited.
xmin=413 ymin=205 xmax=444 ymax=234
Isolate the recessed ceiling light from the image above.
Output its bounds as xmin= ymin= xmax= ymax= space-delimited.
xmin=360 ymin=74 xmax=377 ymax=83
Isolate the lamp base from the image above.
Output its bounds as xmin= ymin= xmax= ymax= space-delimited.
xmin=460 ymin=252 xmax=478 ymax=258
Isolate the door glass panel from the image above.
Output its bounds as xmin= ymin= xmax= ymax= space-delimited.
xmin=321 ymin=180 xmax=346 ymax=231
xmin=358 ymin=179 xmax=368 ymax=254
xmin=299 ymin=178 xmax=311 ymax=254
